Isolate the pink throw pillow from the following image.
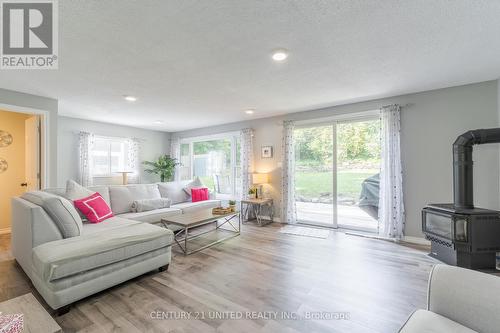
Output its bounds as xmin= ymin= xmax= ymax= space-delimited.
xmin=74 ymin=192 xmax=114 ymax=223
xmin=191 ymin=188 xmax=209 ymax=202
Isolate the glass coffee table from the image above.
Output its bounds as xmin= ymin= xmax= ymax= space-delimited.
xmin=161 ymin=209 xmax=241 ymax=255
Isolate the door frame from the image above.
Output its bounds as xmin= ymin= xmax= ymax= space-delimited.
xmin=294 ymin=110 xmax=379 ymax=230
xmin=0 ymin=103 xmax=50 ymax=188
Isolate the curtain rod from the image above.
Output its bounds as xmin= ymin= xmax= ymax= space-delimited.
xmin=380 ymin=103 xmax=412 ymax=109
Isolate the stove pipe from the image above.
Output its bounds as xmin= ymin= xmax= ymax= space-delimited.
xmin=453 ymin=128 xmax=500 ymax=209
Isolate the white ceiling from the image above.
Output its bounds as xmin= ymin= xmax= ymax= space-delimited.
xmin=1 ymin=0 xmax=500 ymax=132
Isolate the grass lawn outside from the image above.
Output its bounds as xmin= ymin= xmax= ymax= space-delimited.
xmin=295 ymin=169 xmax=378 ymax=199
xmin=198 ymin=170 xmax=378 ymax=200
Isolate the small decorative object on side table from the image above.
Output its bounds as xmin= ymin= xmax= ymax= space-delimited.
xmin=241 ymin=198 xmax=274 ymax=226
xmin=248 ymin=188 xmax=257 ymax=199
xmin=251 ymin=173 xmax=269 ymax=199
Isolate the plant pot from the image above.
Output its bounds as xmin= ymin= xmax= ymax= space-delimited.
xmin=229 ymin=205 xmax=236 ymax=212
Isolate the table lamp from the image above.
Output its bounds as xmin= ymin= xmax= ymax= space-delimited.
xmin=117 ymin=171 xmax=134 ymax=185
xmin=252 ymin=173 xmax=269 ymax=199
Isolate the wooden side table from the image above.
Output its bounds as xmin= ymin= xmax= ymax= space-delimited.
xmin=241 ymin=198 xmax=274 ymax=226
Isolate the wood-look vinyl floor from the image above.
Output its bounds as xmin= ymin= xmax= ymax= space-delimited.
xmin=0 ymin=223 xmax=437 ymax=333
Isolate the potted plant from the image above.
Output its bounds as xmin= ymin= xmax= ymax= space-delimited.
xmin=228 ymin=200 xmax=236 ymax=212
xmin=143 ymin=155 xmax=180 ymax=182
xmin=248 ymin=188 xmax=257 ymax=199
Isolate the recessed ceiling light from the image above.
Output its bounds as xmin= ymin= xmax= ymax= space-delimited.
xmin=123 ymin=95 xmax=137 ymax=102
xmin=153 ymin=120 xmax=164 ymax=125
xmin=271 ymin=49 xmax=288 ymax=62
xmin=245 ymin=109 xmax=255 ymax=115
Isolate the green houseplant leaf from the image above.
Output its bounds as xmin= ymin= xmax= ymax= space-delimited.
xmin=142 ymin=155 xmax=181 ymax=182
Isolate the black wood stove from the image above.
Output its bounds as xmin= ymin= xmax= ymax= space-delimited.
xmin=422 ymin=128 xmax=500 ymax=269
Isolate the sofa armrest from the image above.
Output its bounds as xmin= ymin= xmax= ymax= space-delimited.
xmin=427 ymin=264 xmax=500 ymax=333
xmin=11 ymin=198 xmax=63 ymax=276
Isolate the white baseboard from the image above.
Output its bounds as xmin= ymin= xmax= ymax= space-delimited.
xmin=403 ymin=236 xmax=430 ymax=246
xmin=0 ymin=227 xmax=11 ymax=235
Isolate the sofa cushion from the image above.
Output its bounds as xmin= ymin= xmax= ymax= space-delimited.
xmin=46 ymin=247 xmax=170 ymax=292
xmin=183 ymin=177 xmax=204 ymax=197
xmin=43 ymin=188 xmax=66 ymax=197
xmin=131 ymin=198 xmax=171 ymax=212
xmin=65 ymin=180 xmax=93 ymax=200
xmin=81 ymin=216 xmax=142 ymax=235
xmin=158 ymin=181 xmax=191 ymax=204
xmin=399 ymin=310 xmax=477 ymax=333
xmin=74 ymin=192 xmax=114 ymax=223
xmin=87 ymin=186 xmax=111 ymax=206
xmin=171 ymin=199 xmax=221 ymax=213
xmin=109 ymin=184 xmax=161 ymax=214
xmin=191 ymin=187 xmax=209 ymax=202
xmin=117 ymin=207 xmax=182 ymax=223
xmin=22 ymin=190 xmax=59 ymax=206
xmin=32 ymin=222 xmax=173 ymax=282
xmin=21 ymin=191 xmax=82 ymax=238
xmin=44 ymin=184 xmax=111 ymax=207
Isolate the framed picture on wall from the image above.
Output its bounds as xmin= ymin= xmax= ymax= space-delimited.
xmin=261 ymin=145 xmax=273 ymax=158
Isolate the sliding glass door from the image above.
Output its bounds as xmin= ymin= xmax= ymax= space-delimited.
xmin=294 ymin=125 xmax=336 ymax=227
xmin=180 ymin=133 xmax=241 ymax=199
xmin=336 ymin=119 xmax=380 ymax=232
xmin=294 ymin=117 xmax=380 ymax=232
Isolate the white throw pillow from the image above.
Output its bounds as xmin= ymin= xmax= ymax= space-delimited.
xmin=22 ymin=191 xmax=82 ymax=238
xmin=65 ymin=179 xmax=95 ymax=221
xmin=65 ymin=179 xmax=94 ymax=200
xmin=158 ymin=182 xmax=190 ymax=204
xmin=131 ymin=198 xmax=171 ymax=212
xmin=108 ymin=184 xmax=162 ymax=214
xmin=183 ymin=177 xmax=204 ymax=197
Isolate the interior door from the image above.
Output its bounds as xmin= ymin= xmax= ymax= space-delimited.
xmin=25 ymin=116 xmax=41 ymax=191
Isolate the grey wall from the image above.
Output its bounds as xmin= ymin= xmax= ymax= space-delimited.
xmin=173 ymin=81 xmax=500 ymax=239
xmin=58 ymin=116 xmax=171 ymax=186
xmin=0 ymin=88 xmax=58 ymax=187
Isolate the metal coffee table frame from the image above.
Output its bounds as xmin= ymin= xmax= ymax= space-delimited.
xmin=161 ymin=212 xmax=241 ymax=255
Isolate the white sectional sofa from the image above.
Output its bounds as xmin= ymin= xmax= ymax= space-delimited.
xmin=11 ymin=180 xmax=221 ymax=312
xmin=399 ymin=264 xmax=500 ymax=333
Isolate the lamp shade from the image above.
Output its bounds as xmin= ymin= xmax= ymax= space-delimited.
xmin=252 ymin=173 xmax=269 ymax=184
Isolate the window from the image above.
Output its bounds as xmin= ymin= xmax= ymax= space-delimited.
xmin=180 ymin=133 xmax=240 ymax=198
xmin=179 ymin=143 xmax=191 ymax=181
xmin=91 ymin=137 xmax=129 ymax=177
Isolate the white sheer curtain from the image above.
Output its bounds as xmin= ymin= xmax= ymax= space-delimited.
xmin=126 ymin=138 xmax=141 ymax=184
xmin=378 ymin=104 xmax=405 ymax=239
xmin=78 ymin=131 xmax=94 ymax=187
xmin=281 ymin=120 xmax=297 ymax=223
xmin=170 ymin=137 xmax=181 ymax=181
xmin=240 ymin=128 xmax=254 ymax=199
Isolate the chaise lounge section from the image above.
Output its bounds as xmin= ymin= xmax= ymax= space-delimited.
xmin=11 ymin=180 xmax=221 ymax=311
